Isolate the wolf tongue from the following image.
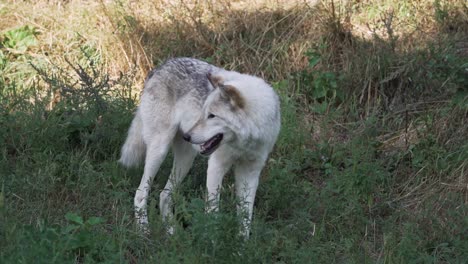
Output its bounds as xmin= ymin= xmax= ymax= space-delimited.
xmin=202 ymin=136 xmax=216 ymax=149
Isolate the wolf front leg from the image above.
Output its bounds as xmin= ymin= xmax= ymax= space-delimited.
xmin=234 ymin=158 xmax=265 ymax=239
xmin=205 ymin=152 xmax=233 ymax=213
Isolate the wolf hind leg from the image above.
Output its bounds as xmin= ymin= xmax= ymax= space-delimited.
xmin=134 ymin=128 xmax=176 ymax=233
xmin=159 ymin=135 xmax=197 ymax=234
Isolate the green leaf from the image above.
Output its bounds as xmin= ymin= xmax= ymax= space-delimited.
xmin=306 ymin=50 xmax=321 ymax=68
xmin=311 ymin=101 xmax=328 ymax=114
xmin=1 ymin=25 xmax=38 ymax=52
xmin=451 ymin=90 xmax=467 ymax=109
xmin=313 ymin=81 xmax=327 ymax=99
xmin=63 ymin=224 xmax=80 ymax=234
xmin=308 ymin=56 xmax=320 ymax=68
xmin=86 ymin=216 xmax=105 ymax=226
xmin=65 ymin=212 xmax=84 ymax=225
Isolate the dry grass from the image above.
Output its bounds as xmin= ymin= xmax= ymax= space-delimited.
xmin=2 ymin=0 xmax=466 ymax=81
xmin=2 ymin=0 xmax=317 ymax=83
xmin=106 ymin=0 xmax=320 ymax=81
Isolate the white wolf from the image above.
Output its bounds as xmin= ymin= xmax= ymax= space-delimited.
xmin=119 ymin=58 xmax=280 ymax=237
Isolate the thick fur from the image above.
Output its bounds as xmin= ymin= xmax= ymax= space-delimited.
xmin=120 ymin=58 xmax=281 ymax=237
xmin=119 ymin=114 xmax=146 ymax=167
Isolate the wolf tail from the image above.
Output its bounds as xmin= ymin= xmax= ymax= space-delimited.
xmin=119 ymin=111 xmax=146 ymax=168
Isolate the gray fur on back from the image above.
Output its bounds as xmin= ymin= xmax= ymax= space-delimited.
xmin=144 ymin=58 xmax=219 ymax=101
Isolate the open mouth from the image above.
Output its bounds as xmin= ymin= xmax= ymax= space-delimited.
xmin=200 ymin=133 xmax=223 ymax=155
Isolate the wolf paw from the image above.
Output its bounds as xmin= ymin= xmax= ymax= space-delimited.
xmin=134 ymin=189 xmax=149 ymax=234
xmin=134 ymin=189 xmax=148 ymax=208
xmin=135 ymin=210 xmax=149 ymax=234
xmin=166 ymin=225 xmax=174 ymax=235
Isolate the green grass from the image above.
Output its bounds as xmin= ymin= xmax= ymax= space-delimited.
xmin=1 ymin=0 xmax=467 ymax=263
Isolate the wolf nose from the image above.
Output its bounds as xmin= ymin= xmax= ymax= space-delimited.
xmin=182 ymin=133 xmax=191 ymax=142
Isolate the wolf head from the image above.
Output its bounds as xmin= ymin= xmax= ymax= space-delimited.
xmin=183 ymin=72 xmax=247 ymax=155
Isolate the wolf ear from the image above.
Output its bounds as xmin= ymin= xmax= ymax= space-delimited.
xmin=207 ymin=72 xmax=223 ymax=88
xmin=220 ymin=84 xmax=245 ymax=109
xmin=207 ymin=73 xmax=245 ymax=109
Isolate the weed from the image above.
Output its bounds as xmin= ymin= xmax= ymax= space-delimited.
xmin=1 ymin=213 xmax=123 ymax=263
xmin=297 ymin=45 xmax=343 ymax=113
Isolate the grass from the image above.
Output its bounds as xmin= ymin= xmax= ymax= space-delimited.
xmin=1 ymin=0 xmax=467 ymax=263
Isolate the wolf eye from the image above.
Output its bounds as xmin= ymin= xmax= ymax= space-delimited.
xmin=207 ymin=113 xmax=216 ymax=119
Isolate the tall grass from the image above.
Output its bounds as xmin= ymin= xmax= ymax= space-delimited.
xmin=1 ymin=0 xmax=467 ymax=262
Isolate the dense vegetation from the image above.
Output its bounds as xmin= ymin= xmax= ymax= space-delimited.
xmin=1 ymin=0 xmax=466 ymax=262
